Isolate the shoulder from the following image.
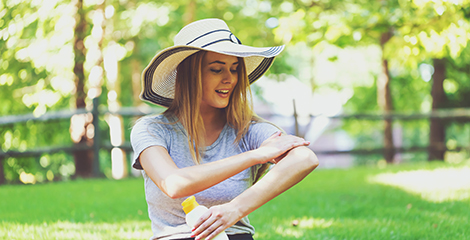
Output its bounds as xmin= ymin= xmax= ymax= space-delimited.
xmin=134 ymin=114 xmax=170 ymax=124
xmin=133 ymin=114 xmax=175 ymax=128
xmin=248 ymin=119 xmax=281 ymax=134
xmin=239 ymin=119 xmax=281 ymax=150
xmin=131 ymin=114 xmax=175 ymax=137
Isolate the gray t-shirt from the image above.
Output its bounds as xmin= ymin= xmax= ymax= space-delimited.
xmin=131 ymin=114 xmax=279 ymax=240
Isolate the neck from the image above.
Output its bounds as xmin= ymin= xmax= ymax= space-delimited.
xmin=200 ymin=106 xmax=226 ymax=131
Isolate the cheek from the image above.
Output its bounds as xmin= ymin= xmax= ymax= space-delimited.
xmin=202 ymin=85 xmax=211 ymax=99
xmin=201 ymin=75 xmax=212 ymax=93
xmin=201 ymin=80 xmax=218 ymax=101
xmin=234 ymin=75 xmax=241 ymax=90
xmin=233 ymin=74 xmax=239 ymax=86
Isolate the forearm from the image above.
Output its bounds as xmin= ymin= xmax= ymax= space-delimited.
xmin=230 ymin=146 xmax=319 ymax=217
xmin=141 ymin=133 xmax=310 ymax=200
xmin=145 ymin=149 xmax=262 ymax=199
xmin=186 ymin=143 xmax=316 ymax=240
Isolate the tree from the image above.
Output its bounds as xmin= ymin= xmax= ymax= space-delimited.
xmin=1 ymin=0 xmax=78 ymax=183
xmin=269 ymin=0 xmax=470 ymax=162
xmin=71 ymin=0 xmax=95 ymax=178
xmin=270 ymin=0 xmax=399 ymax=162
xmin=378 ymin=29 xmax=395 ymax=163
xmin=406 ymin=0 xmax=470 ymax=160
xmin=429 ymin=58 xmax=447 ymax=160
xmin=2 ymin=0 xmax=469 ymax=183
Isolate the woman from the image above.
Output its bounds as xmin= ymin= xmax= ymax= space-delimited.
xmin=131 ymin=18 xmax=319 ymax=240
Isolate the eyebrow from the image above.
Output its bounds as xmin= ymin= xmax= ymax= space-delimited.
xmin=209 ymin=60 xmax=239 ymax=65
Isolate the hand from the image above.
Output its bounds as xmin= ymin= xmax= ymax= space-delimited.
xmin=255 ymin=131 xmax=310 ymax=164
xmin=191 ymin=203 xmax=241 ymax=240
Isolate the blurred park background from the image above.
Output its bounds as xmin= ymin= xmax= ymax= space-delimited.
xmin=1 ymin=0 xmax=470 ymax=239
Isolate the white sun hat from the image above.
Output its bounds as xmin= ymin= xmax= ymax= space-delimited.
xmin=140 ymin=18 xmax=285 ymax=107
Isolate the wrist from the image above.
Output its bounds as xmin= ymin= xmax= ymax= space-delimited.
xmin=227 ymin=198 xmax=248 ymax=220
xmin=248 ymin=149 xmax=266 ymax=165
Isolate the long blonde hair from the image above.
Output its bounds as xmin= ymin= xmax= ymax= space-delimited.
xmin=164 ymin=51 xmax=261 ymax=163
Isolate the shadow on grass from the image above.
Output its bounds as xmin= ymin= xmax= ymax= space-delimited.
xmin=251 ymin=165 xmax=470 ymax=240
xmin=1 ymin=163 xmax=469 ymax=240
xmin=0 ymin=178 xmax=152 ymax=239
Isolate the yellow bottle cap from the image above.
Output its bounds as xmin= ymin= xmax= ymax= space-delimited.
xmin=182 ymin=196 xmax=199 ymax=214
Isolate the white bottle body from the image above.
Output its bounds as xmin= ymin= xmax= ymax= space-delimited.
xmin=185 ymin=205 xmax=229 ymax=240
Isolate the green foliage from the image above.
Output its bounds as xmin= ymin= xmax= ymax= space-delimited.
xmin=446 ymin=44 xmax=470 ymax=108
xmin=0 ymin=119 xmax=75 ymax=183
xmin=0 ymin=0 xmax=75 ymax=116
xmin=1 ymin=0 xmax=470 ymax=183
xmin=291 ymin=0 xmax=470 ymax=164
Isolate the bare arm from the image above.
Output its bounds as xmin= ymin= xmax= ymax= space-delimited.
xmin=191 ymin=146 xmax=319 ymax=240
xmin=140 ymin=146 xmax=261 ymax=199
xmin=140 ymin=132 xmax=309 ymax=199
xmin=233 ymin=146 xmax=318 ymax=215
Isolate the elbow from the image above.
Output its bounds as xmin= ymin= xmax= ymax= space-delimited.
xmin=160 ymin=176 xmax=189 ymax=199
xmin=146 ymin=175 xmax=186 ymax=199
xmin=164 ymin=188 xmax=182 ymax=199
xmin=291 ymin=146 xmax=319 ymax=172
xmin=163 ymin=187 xmax=186 ymax=199
xmin=161 ymin=184 xmax=180 ymax=199
xmin=307 ymin=150 xmax=319 ymax=171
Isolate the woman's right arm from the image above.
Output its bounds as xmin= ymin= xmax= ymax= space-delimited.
xmin=140 ymin=132 xmax=309 ymax=199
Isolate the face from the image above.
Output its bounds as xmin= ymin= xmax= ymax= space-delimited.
xmin=200 ymin=52 xmax=239 ymax=111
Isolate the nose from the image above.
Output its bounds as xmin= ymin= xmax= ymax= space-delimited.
xmin=222 ymin=69 xmax=236 ymax=84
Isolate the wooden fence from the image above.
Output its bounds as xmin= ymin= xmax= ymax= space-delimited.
xmin=1 ymin=99 xmax=470 ymax=184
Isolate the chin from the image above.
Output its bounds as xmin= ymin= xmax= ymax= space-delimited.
xmin=217 ymin=104 xmax=229 ymax=109
xmin=203 ymin=99 xmax=231 ymax=110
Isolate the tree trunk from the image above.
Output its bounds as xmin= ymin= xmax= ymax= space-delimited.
xmin=378 ymin=30 xmax=395 ymax=163
xmin=429 ymin=58 xmax=447 ymax=161
xmin=72 ymin=0 xmax=94 ymax=178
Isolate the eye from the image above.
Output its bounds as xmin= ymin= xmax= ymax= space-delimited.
xmin=210 ymin=69 xmax=222 ymax=73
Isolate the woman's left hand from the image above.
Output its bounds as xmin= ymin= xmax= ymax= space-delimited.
xmin=191 ymin=202 xmax=242 ymax=240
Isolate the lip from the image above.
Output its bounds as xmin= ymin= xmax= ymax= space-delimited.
xmin=215 ymin=89 xmax=231 ymax=98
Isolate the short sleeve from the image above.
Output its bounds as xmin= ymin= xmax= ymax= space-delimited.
xmin=130 ymin=116 xmax=169 ymax=170
xmin=244 ymin=121 xmax=281 ymax=151
xmin=241 ymin=121 xmax=281 ymax=179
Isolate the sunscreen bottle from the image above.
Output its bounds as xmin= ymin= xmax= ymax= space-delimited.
xmin=182 ymin=196 xmax=229 ymax=240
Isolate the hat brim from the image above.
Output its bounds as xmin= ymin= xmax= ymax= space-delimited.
xmin=141 ymin=42 xmax=284 ymax=107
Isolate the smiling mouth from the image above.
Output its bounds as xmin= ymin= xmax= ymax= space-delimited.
xmin=215 ymin=90 xmax=229 ymax=94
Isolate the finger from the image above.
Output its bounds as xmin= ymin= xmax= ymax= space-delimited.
xmin=193 ymin=216 xmax=217 ymax=238
xmin=196 ymin=220 xmax=223 ymax=240
xmin=281 ymin=139 xmax=309 ymax=152
xmin=292 ymin=140 xmax=310 ymax=148
xmin=293 ymin=139 xmax=310 ymax=146
xmin=205 ymin=224 xmax=226 ymax=240
xmin=285 ymin=136 xmax=309 ymax=145
xmin=279 ymin=136 xmax=302 ymax=144
xmin=279 ymin=134 xmax=302 ymax=141
xmin=192 ymin=211 xmax=213 ymax=234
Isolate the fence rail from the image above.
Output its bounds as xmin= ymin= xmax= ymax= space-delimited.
xmin=329 ymin=108 xmax=470 ymax=120
xmin=2 ymin=107 xmax=470 ymax=125
xmin=1 ymin=103 xmax=470 ymax=184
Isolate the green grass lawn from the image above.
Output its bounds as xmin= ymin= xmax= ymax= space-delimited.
xmin=1 ymin=160 xmax=469 ymax=240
